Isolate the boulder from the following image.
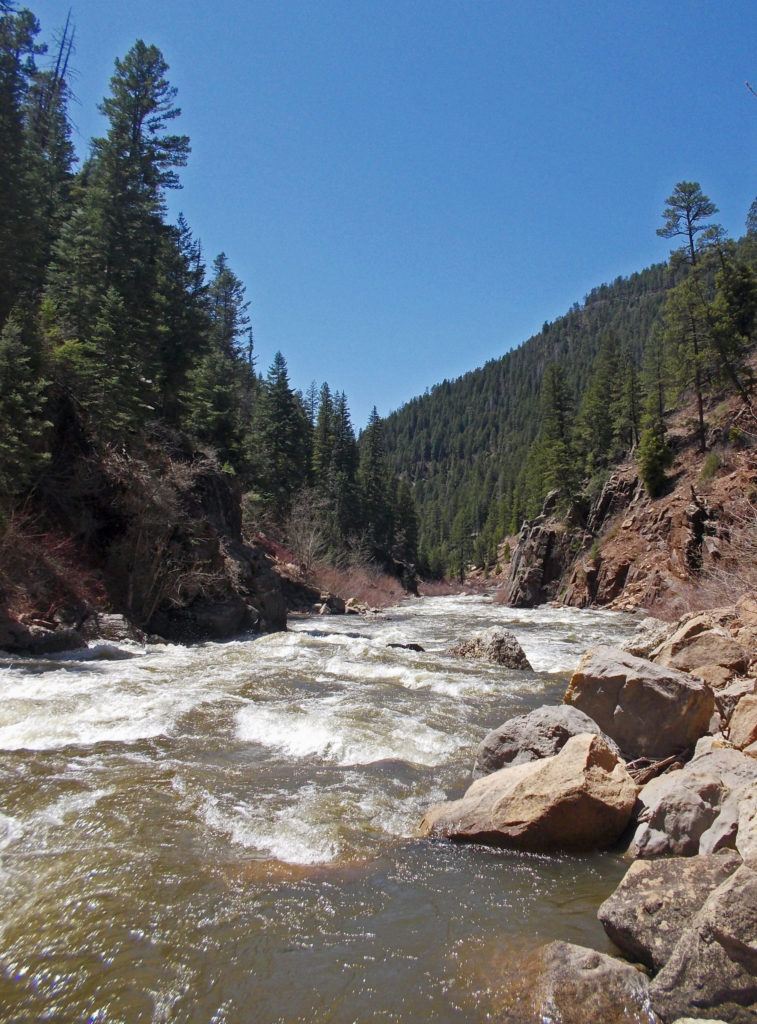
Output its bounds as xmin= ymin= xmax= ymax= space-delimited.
xmin=0 ymin=615 xmax=85 ymax=655
xmin=79 ymin=613 xmax=146 ymax=645
xmin=597 ymin=852 xmax=742 ymax=970
xmin=736 ymin=789 xmax=757 ymax=865
xmin=564 ymin=646 xmax=714 ymax=760
xmin=492 ymin=940 xmax=660 ymax=1024
xmin=729 ymin=694 xmax=757 ymax=750
xmin=472 ymin=703 xmax=620 ymax=779
xmin=448 ymin=627 xmax=532 ymax=670
xmin=699 ymin=793 xmax=742 ymax=855
xmin=620 ymin=616 xmax=675 ymax=659
xmin=651 ymin=621 xmax=749 ymax=688
xmin=649 ymin=864 xmax=757 ymax=1024
xmin=628 ymin=770 xmax=726 ymax=858
xmin=715 ymin=677 xmax=757 ymax=726
xmin=419 ymin=733 xmax=637 ymax=852
xmin=629 ymin=746 xmax=757 ymax=859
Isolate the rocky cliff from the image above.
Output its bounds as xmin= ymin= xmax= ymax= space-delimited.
xmin=504 ymin=397 xmax=757 ymax=616
xmin=0 ymin=432 xmax=288 ymax=652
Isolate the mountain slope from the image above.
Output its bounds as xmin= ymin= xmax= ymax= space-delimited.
xmin=383 ymin=262 xmax=675 ymax=573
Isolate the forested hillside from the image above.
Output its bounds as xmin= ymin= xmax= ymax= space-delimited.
xmin=0 ymin=2 xmax=418 ymax=629
xmin=384 ymin=191 xmax=757 ymax=579
xmin=2 ymin=2 xmax=755 ymax=623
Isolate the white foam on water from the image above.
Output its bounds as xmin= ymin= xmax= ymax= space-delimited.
xmin=194 ymin=785 xmax=340 ymax=864
xmin=0 ymin=811 xmax=23 ymax=852
xmin=235 ymin=697 xmax=460 ymax=767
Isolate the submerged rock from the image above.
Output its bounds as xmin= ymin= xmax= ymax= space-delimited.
xmin=419 ymin=733 xmax=637 ymax=852
xmin=472 ymin=703 xmax=620 ymax=779
xmin=564 ymin=646 xmax=714 ymax=760
xmin=448 ymin=626 xmax=531 ymax=669
xmin=597 ymin=852 xmax=742 ymax=971
xmin=491 ymin=940 xmax=660 ymax=1024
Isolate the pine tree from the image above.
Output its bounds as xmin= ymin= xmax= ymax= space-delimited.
xmin=575 ymin=331 xmax=622 ymax=473
xmin=0 ymin=311 xmax=50 ymax=498
xmin=154 ymin=215 xmax=209 ymax=422
xmin=206 ymin=252 xmax=249 ymax=356
xmin=657 ymin=183 xmax=720 ymax=452
xmin=257 ymin=352 xmax=309 ymax=514
xmin=46 ymin=39 xmax=189 ymax=434
xmin=312 ymin=382 xmax=334 ymax=483
xmin=358 ymin=408 xmax=393 ymax=560
xmin=0 ymin=3 xmax=45 ymax=324
xmin=531 ymin=362 xmax=577 ymax=505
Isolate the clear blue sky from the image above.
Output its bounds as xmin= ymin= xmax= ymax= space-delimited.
xmin=28 ymin=0 xmax=757 ymax=429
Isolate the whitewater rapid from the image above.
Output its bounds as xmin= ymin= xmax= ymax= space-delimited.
xmin=0 ymin=594 xmax=637 ymax=1021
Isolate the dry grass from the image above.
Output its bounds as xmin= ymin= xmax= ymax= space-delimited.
xmin=0 ymin=512 xmax=107 ymax=622
xmin=312 ymin=563 xmax=408 ymax=608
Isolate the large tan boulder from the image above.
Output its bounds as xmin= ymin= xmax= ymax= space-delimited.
xmin=651 ymin=620 xmax=749 ymax=688
xmin=597 ymin=852 xmax=742 ymax=970
xmin=736 ymin=789 xmax=757 ymax=865
xmin=564 ymin=646 xmax=714 ymax=760
xmin=418 ymin=733 xmax=637 ymax=852
xmin=729 ymin=694 xmax=757 ymax=750
xmin=649 ymin=864 xmax=757 ymax=1024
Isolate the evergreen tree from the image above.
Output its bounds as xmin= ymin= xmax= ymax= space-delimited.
xmin=531 ymin=362 xmax=577 ymax=506
xmin=615 ymin=349 xmax=642 ymax=450
xmin=657 ymin=183 xmax=721 ymax=452
xmin=392 ymin=476 xmax=418 ymax=565
xmin=637 ymin=419 xmax=673 ymax=498
xmin=574 ymin=331 xmax=622 ymax=473
xmin=0 ymin=3 xmax=44 ymax=324
xmin=206 ymin=252 xmax=250 ymax=355
xmin=358 ymin=407 xmax=393 ymax=559
xmin=312 ymin=382 xmax=334 ymax=482
xmin=257 ymin=352 xmax=309 ymax=513
xmin=657 ymin=181 xmax=719 ymax=269
xmin=46 ymin=39 xmax=189 ymax=433
xmin=0 ymin=311 xmax=49 ymax=498
xmin=155 ymin=215 xmax=209 ymax=422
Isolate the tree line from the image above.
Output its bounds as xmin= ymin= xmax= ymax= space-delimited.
xmin=0 ymin=4 xmax=418 ymax=575
xmin=383 ymin=184 xmax=757 ymax=579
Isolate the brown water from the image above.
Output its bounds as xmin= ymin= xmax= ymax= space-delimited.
xmin=0 ymin=596 xmax=636 ymax=1022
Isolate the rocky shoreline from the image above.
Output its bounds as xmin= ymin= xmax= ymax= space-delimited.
xmin=419 ymin=605 xmax=757 ymax=1024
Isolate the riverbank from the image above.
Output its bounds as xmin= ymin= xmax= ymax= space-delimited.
xmin=419 ymin=602 xmax=757 ymax=1023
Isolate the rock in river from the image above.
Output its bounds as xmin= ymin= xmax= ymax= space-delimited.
xmin=472 ymin=703 xmax=620 ymax=779
xmin=597 ymin=851 xmax=742 ymax=971
xmin=649 ymin=863 xmax=757 ymax=1024
xmin=419 ymin=733 xmax=637 ymax=852
xmin=564 ymin=646 xmax=714 ymax=760
xmin=492 ymin=940 xmax=661 ymax=1024
xmin=447 ymin=626 xmax=532 ymax=669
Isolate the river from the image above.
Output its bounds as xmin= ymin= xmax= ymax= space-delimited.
xmin=0 ymin=594 xmax=637 ymax=1023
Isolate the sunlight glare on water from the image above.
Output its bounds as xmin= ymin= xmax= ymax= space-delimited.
xmin=0 ymin=594 xmax=636 ymax=1022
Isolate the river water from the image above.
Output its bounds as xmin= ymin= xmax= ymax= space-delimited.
xmin=0 ymin=595 xmax=637 ymax=1023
